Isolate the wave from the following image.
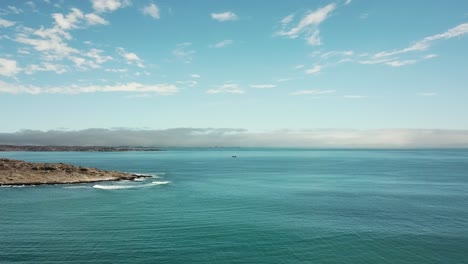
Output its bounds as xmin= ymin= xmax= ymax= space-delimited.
xmin=93 ymin=181 xmax=170 ymax=190
xmin=0 ymin=185 xmax=29 ymax=188
xmin=152 ymin=181 xmax=170 ymax=185
xmin=133 ymin=177 xmax=149 ymax=181
xmin=93 ymin=185 xmax=139 ymax=190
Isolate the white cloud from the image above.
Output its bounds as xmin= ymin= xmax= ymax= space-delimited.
xmin=344 ymin=0 xmax=352 ymax=5
xmin=0 ymin=81 xmax=178 ymax=95
xmin=173 ymin=42 xmax=195 ymax=63
xmin=25 ymin=1 xmax=36 ymax=9
xmin=305 ymin=65 xmax=322 ymax=74
xmin=84 ymin=13 xmax=109 ymax=25
xmin=281 ymin=14 xmax=294 ymax=25
xmin=320 ymin=50 xmax=354 ymax=59
xmin=250 ymin=84 xmax=276 ymax=89
xmin=52 ymin=8 xmax=108 ymax=28
xmin=290 ymin=89 xmax=335 ymax=96
xmin=142 ymin=3 xmax=160 ymax=19
xmin=276 ymin=3 xmax=336 ymax=45
xmin=385 ymin=60 xmax=417 ymax=67
xmin=86 ymin=48 xmax=112 ymax=64
xmin=306 ymin=30 xmax=321 ymax=45
xmin=358 ymin=57 xmax=393 ymax=65
xmin=69 ymin=56 xmax=99 ymax=69
xmin=14 ymin=7 xmax=111 ymax=69
xmin=206 ymin=84 xmax=244 ymax=94
xmin=105 ymin=68 xmax=128 ymax=73
xmin=210 ymin=39 xmax=234 ymax=48
xmin=0 ymin=58 xmax=21 ymax=76
xmin=344 ymin=95 xmax=367 ymax=99
xmin=117 ymin=47 xmax=144 ymax=68
xmin=0 ymin=18 xmax=15 ymax=27
xmin=424 ymin=54 xmax=438 ymax=59
xmin=91 ymin=0 xmax=129 ymax=13
xmin=277 ymin=78 xmax=293 ymax=82
xmin=211 ymin=11 xmax=238 ymax=22
xmin=374 ymin=23 xmax=468 ymax=58
xmin=17 ymin=48 xmax=30 ymax=54
xmin=6 ymin=6 xmax=23 ymax=14
xmin=25 ymin=62 xmax=67 ymax=74
xmin=190 ymin=74 xmax=201 ymax=78
xmin=176 ymin=80 xmax=198 ymax=87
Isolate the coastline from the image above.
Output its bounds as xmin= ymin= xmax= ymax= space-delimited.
xmin=0 ymin=158 xmax=149 ymax=186
xmin=0 ymin=145 xmax=160 ymax=152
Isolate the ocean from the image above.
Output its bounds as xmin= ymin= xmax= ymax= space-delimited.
xmin=1 ymin=149 xmax=467 ymax=263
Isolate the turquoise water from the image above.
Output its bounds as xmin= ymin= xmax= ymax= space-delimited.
xmin=1 ymin=149 xmax=467 ymax=263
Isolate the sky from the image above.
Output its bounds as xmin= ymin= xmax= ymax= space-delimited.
xmin=0 ymin=0 xmax=468 ymax=146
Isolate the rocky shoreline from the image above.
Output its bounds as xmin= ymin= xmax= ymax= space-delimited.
xmin=0 ymin=158 xmax=148 ymax=186
xmin=0 ymin=145 xmax=160 ymax=152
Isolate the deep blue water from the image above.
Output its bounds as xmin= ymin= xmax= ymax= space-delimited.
xmin=1 ymin=149 xmax=467 ymax=263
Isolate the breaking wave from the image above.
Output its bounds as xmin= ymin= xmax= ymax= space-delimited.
xmin=93 ymin=181 xmax=170 ymax=190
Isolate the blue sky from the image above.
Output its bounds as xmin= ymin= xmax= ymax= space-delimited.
xmin=0 ymin=0 xmax=467 ymax=133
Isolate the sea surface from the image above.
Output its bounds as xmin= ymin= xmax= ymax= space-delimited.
xmin=1 ymin=149 xmax=467 ymax=264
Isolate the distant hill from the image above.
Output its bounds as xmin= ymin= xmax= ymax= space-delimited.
xmin=0 ymin=145 xmax=161 ymax=152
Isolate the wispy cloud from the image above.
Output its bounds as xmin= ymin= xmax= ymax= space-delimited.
xmin=142 ymin=3 xmax=160 ymax=19
xmin=0 ymin=18 xmax=15 ymax=27
xmin=385 ymin=60 xmax=417 ymax=67
xmin=210 ymin=39 xmax=234 ymax=48
xmin=211 ymin=11 xmax=238 ymax=22
xmin=305 ymin=65 xmax=322 ymax=74
xmin=290 ymin=89 xmax=335 ymax=96
xmin=190 ymin=74 xmax=201 ymax=78
xmin=206 ymin=84 xmax=244 ymax=94
xmin=424 ymin=54 xmax=438 ymax=59
xmin=14 ymin=7 xmax=112 ymax=72
xmin=344 ymin=95 xmax=367 ymax=99
xmin=4 ymin=6 xmax=23 ymax=15
xmin=0 ymin=81 xmax=178 ymax=95
xmin=277 ymin=78 xmax=293 ymax=82
xmin=374 ymin=23 xmax=468 ymax=58
xmin=276 ymin=3 xmax=336 ymax=45
xmin=173 ymin=42 xmax=195 ymax=63
xmin=250 ymin=84 xmax=276 ymax=89
xmin=25 ymin=62 xmax=67 ymax=74
xmin=117 ymin=47 xmax=144 ymax=68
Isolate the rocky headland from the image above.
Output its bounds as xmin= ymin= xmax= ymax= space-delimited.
xmin=0 ymin=158 xmax=147 ymax=186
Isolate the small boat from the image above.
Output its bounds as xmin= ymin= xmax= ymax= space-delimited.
xmin=232 ymin=155 xmax=237 ymax=158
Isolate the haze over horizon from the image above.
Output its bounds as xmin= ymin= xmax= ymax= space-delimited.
xmin=1 ymin=0 xmax=468 ymax=146
xmin=1 ymin=128 xmax=468 ymax=148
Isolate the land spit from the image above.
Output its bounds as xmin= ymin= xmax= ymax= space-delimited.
xmin=0 ymin=158 xmax=148 ymax=186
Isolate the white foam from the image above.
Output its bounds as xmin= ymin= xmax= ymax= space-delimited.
xmin=93 ymin=181 xmax=170 ymax=190
xmin=152 ymin=181 xmax=170 ymax=185
xmin=93 ymin=184 xmax=142 ymax=190
xmin=133 ymin=177 xmax=149 ymax=181
xmin=1 ymin=185 xmax=27 ymax=188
